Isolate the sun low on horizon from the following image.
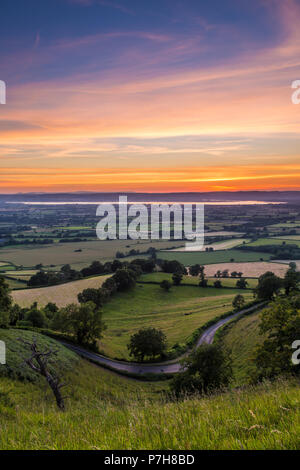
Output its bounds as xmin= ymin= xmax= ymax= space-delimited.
xmin=1 ymin=0 xmax=300 ymax=193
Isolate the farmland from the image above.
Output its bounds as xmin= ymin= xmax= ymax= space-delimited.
xmin=12 ymin=274 xmax=110 ymax=308
xmin=0 ymin=239 xmax=183 ymax=269
xmin=167 ymin=238 xmax=249 ymax=251
xmin=157 ymin=249 xmax=271 ymax=265
xmin=202 ymin=261 xmax=289 ymax=278
xmin=246 ymin=237 xmax=300 ymax=248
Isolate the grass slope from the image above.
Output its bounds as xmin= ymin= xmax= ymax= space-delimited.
xmin=218 ymin=312 xmax=264 ymax=385
xmin=1 ymin=359 xmax=300 ymax=449
xmin=0 ymin=329 xmax=78 ymax=382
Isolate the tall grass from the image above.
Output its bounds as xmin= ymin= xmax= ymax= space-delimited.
xmin=1 ymin=358 xmax=300 ymax=450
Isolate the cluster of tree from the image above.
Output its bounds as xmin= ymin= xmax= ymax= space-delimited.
xmin=28 ymin=264 xmax=81 ymax=287
xmin=254 ymin=293 xmax=300 ymax=381
xmin=28 ymin=257 xmax=156 ymax=287
xmin=77 ymin=265 xmax=143 ymax=311
xmin=4 ymin=237 xmax=54 ymax=246
xmin=116 ymin=247 xmax=157 ymax=259
xmin=158 ymin=259 xmax=187 ymax=275
xmin=214 ymin=269 xmax=243 ymax=278
xmin=170 ymin=344 xmax=232 ymax=397
xmin=0 ymin=276 xmax=106 ymax=349
xmin=254 ymin=264 xmax=300 ymax=300
xmin=238 ymin=243 xmax=300 ymax=260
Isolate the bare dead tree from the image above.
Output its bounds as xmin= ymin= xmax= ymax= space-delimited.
xmin=18 ymin=337 xmax=67 ymax=411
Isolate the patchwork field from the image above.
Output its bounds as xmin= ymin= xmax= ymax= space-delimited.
xmin=12 ymin=274 xmax=110 ymax=308
xmin=157 ymin=249 xmax=271 ymax=266
xmin=203 ymin=261 xmax=288 ymax=278
xmin=99 ymin=283 xmax=253 ymax=359
xmin=0 ymin=239 xmax=182 ymax=269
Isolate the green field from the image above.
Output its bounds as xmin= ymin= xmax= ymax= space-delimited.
xmin=99 ymin=283 xmax=253 ymax=359
xmin=12 ymin=274 xmax=111 ymax=308
xmin=219 ymin=311 xmax=264 ymax=385
xmin=273 ymin=235 xmax=300 ymax=241
xmin=157 ymin=249 xmax=271 ymax=266
xmin=139 ymin=272 xmax=258 ymax=288
xmin=246 ymin=238 xmax=300 ymax=248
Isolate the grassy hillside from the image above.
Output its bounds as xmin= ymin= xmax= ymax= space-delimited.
xmin=0 ymin=329 xmax=79 ymax=382
xmin=218 ymin=312 xmax=264 ymax=385
xmin=1 ymin=358 xmax=300 ymax=449
xmin=100 ymin=283 xmax=253 ymax=359
xmin=12 ymin=274 xmax=111 ymax=308
xmin=158 ymin=249 xmax=271 ymax=265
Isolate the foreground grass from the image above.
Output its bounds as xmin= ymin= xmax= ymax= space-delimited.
xmin=1 ymin=361 xmax=300 ymax=449
xmin=100 ymin=283 xmax=253 ymax=359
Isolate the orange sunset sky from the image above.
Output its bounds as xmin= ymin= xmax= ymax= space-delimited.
xmin=1 ymin=0 xmax=300 ymax=193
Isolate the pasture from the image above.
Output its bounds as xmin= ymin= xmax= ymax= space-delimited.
xmin=157 ymin=249 xmax=271 ymax=266
xmin=99 ymin=283 xmax=253 ymax=359
xmin=246 ymin=238 xmax=300 ymax=248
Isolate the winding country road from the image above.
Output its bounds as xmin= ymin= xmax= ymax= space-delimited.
xmin=62 ymin=303 xmax=265 ymax=376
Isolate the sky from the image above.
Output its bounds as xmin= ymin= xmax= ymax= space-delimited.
xmin=0 ymin=0 xmax=300 ymax=193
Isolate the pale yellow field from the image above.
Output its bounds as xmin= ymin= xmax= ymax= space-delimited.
xmin=203 ymin=261 xmax=289 ymax=278
xmin=166 ymin=238 xmax=249 ymax=252
xmin=12 ymin=274 xmax=111 ymax=308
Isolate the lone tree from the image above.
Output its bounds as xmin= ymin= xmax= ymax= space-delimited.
xmin=58 ymin=301 xmax=106 ymax=348
xmin=128 ymin=327 xmax=167 ymax=361
xmin=160 ymin=280 xmax=172 ymax=291
xmin=172 ymin=272 xmax=183 ymax=286
xmin=236 ymin=278 xmax=248 ymax=289
xmin=283 ymin=266 xmax=300 ymax=295
xmin=214 ymin=280 xmax=222 ymax=288
xmin=171 ymin=343 xmax=232 ymax=397
xmin=19 ymin=337 xmax=67 ymax=410
xmin=232 ymin=294 xmax=245 ymax=311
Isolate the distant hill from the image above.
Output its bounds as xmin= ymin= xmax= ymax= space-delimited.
xmin=1 ymin=190 xmax=300 ymax=203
